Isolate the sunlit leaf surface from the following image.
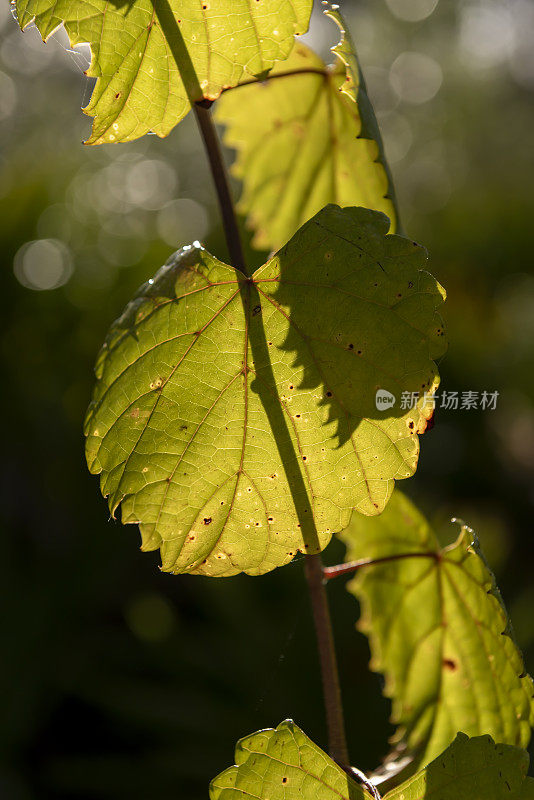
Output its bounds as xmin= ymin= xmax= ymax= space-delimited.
xmin=386 ymin=733 xmax=532 ymax=800
xmin=217 ymin=6 xmax=397 ymax=251
xmin=210 ymin=720 xmax=373 ymax=800
xmin=15 ymin=0 xmax=312 ymax=143
xmin=211 ymin=722 xmax=533 ymax=800
xmin=85 ymin=206 xmax=445 ymax=576
xmin=341 ymin=491 xmax=534 ymax=775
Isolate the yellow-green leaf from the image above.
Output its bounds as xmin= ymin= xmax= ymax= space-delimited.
xmin=386 ymin=733 xmax=531 ymax=800
xmin=211 ymin=723 xmax=533 ymax=800
xmin=210 ymin=720 xmax=373 ymax=800
xmin=341 ymin=491 xmax=534 ymax=775
xmin=216 ymin=5 xmax=397 ymax=251
xmin=14 ymin=0 xmax=312 ymax=144
xmin=84 ymin=205 xmax=445 ymax=577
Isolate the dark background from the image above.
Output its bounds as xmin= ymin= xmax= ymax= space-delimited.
xmin=1 ymin=0 xmax=533 ymax=797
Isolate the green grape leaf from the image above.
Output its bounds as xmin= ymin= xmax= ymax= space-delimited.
xmin=85 ymin=205 xmax=445 ymax=577
xmin=210 ymin=719 xmax=373 ymax=800
xmin=211 ymin=722 xmax=533 ymax=800
xmin=15 ymin=0 xmax=312 ymax=144
xmin=385 ymin=733 xmax=531 ymax=800
xmin=216 ymin=5 xmax=397 ymax=252
xmin=520 ymin=779 xmax=534 ymax=800
xmin=341 ymin=490 xmax=534 ymax=776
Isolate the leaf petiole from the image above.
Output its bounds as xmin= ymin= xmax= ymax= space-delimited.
xmin=323 ymin=551 xmax=440 ymax=581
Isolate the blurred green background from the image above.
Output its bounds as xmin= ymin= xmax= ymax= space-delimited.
xmin=1 ymin=0 xmax=533 ymax=797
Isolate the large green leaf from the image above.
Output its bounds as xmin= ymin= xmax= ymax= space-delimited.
xmin=385 ymin=733 xmax=532 ymax=800
xmin=210 ymin=720 xmax=373 ymax=800
xmin=84 ymin=205 xmax=445 ymax=577
xmin=15 ymin=0 xmax=312 ymax=144
xmin=341 ymin=491 xmax=534 ymax=775
xmin=210 ymin=721 xmax=533 ymax=800
xmin=216 ymin=6 xmax=397 ymax=252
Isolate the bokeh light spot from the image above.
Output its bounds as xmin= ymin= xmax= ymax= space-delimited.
xmin=390 ymin=51 xmax=443 ymax=104
xmin=14 ymin=238 xmax=73 ymax=291
xmin=0 ymin=70 xmax=17 ymax=120
xmin=385 ymin=0 xmax=439 ymax=23
xmin=157 ymin=198 xmax=209 ymax=248
xmin=125 ymin=593 xmax=175 ymax=643
xmin=458 ymin=4 xmax=515 ymax=69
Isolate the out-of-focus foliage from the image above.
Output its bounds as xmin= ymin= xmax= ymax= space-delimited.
xmin=2 ymin=0 xmax=534 ymax=797
xmin=212 ymin=723 xmax=534 ymax=800
xmin=15 ymin=0 xmax=312 ymax=144
xmin=217 ymin=7 xmax=397 ymax=251
xmin=342 ymin=490 xmax=534 ymax=778
xmin=85 ymin=206 xmax=444 ymax=576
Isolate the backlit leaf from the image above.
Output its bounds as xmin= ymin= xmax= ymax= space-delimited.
xmin=210 ymin=719 xmax=373 ymax=800
xmin=341 ymin=491 xmax=534 ymax=775
xmin=385 ymin=733 xmax=531 ymax=800
xmin=216 ymin=5 xmax=397 ymax=251
xmin=15 ymin=0 xmax=312 ymax=144
xmin=210 ymin=722 xmax=533 ymax=800
xmin=85 ymin=205 xmax=445 ymax=577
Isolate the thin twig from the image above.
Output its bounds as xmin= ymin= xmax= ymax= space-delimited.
xmin=193 ymin=101 xmax=248 ymax=276
xmin=304 ymin=553 xmax=350 ymax=767
xmin=188 ymin=35 xmax=349 ymax=776
xmin=152 ymin=0 xmax=247 ymax=275
xmin=220 ymin=67 xmax=328 ymax=94
xmin=323 ymin=551 xmax=439 ymax=581
xmin=345 ymin=766 xmax=382 ymax=800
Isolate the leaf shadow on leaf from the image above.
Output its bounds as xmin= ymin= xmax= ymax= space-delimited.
xmin=419 ymin=734 xmax=530 ymax=800
xmin=105 ymin=0 xmax=204 ymax=105
xmin=267 ymin=205 xmax=443 ymax=449
xmin=244 ymin=279 xmax=321 ymax=555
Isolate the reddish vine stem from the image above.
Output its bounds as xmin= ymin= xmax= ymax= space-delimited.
xmin=220 ymin=67 xmax=328 ymax=94
xmin=193 ymin=100 xmax=248 ymax=276
xmin=347 ymin=766 xmax=382 ymax=800
xmin=193 ymin=94 xmax=351 ymax=773
xmin=304 ymin=553 xmax=350 ymax=767
xmin=323 ymin=551 xmax=439 ymax=581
